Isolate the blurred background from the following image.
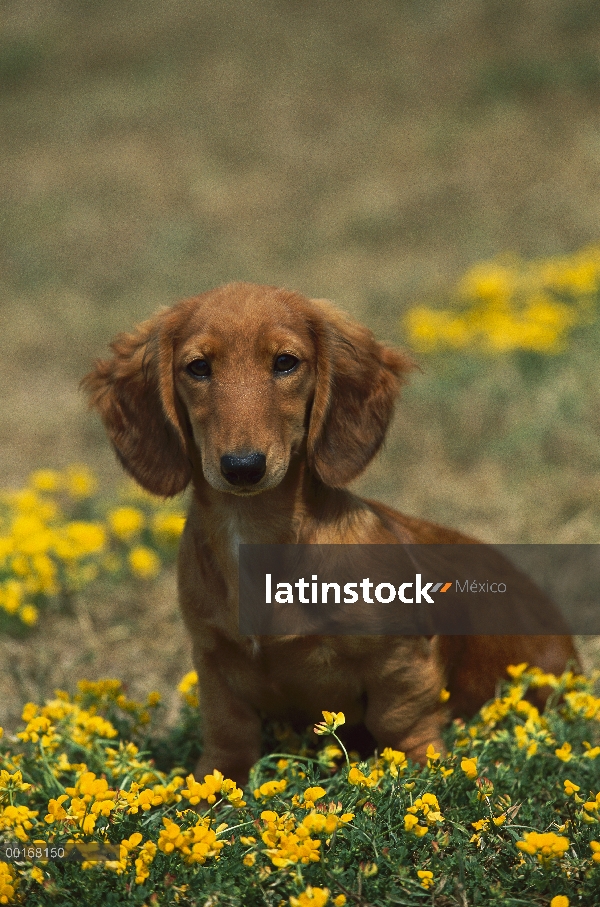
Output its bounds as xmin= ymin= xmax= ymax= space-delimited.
xmin=1 ymin=0 xmax=600 ymax=726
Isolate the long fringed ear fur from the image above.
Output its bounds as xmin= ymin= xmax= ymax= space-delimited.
xmin=81 ymin=311 xmax=191 ymax=497
xmin=306 ymin=299 xmax=415 ymax=488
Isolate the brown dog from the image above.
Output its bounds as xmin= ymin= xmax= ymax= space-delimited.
xmin=83 ymin=282 xmax=578 ymax=784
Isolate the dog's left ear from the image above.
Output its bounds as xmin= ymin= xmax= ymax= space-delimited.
xmin=306 ymin=299 xmax=415 ymax=488
xmin=81 ymin=309 xmax=191 ymax=497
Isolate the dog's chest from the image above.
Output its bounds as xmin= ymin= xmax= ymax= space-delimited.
xmin=228 ymin=637 xmax=365 ymax=722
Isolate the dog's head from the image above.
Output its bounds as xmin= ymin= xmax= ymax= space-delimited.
xmin=82 ymin=283 xmax=414 ymax=496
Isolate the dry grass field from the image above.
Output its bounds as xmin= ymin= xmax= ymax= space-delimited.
xmin=1 ymin=0 xmax=600 ymax=729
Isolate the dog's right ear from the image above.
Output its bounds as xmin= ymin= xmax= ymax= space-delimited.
xmin=81 ymin=311 xmax=191 ymax=497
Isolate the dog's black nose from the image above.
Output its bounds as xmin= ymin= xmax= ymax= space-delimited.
xmin=220 ymin=452 xmax=267 ymax=486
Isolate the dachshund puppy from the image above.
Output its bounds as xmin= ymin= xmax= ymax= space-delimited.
xmin=83 ymin=282 xmax=578 ymax=784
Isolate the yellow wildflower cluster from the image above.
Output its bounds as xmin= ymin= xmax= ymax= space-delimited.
xmin=460 ymin=756 xmax=478 ymax=780
xmin=581 ymin=791 xmax=600 ymax=824
xmin=73 ymin=678 xmax=161 ymax=731
xmin=177 ymin=670 xmax=199 ymax=708
xmin=258 ymin=805 xmax=352 ymax=869
xmin=302 ymin=786 xmax=327 ymax=808
xmin=260 ymin=809 xmax=322 ymax=867
xmin=132 ymin=840 xmax=158 ymax=885
xmin=0 ymin=468 xmax=186 ymax=627
xmin=564 ymin=690 xmax=600 ymax=722
xmin=468 ymin=664 xmax=600 ymax=767
xmin=103 ymin=831 xmax=158 ymax=884
xmin=404 ymin=792 xmax=443 ymax=837
xmin=516 ymin=831 xmax=570 ymax=863
xmin=0 ymin=687 xmax=248 ymax=897
xmin=17 ymin=699 xmax=117 ymax=754
xmin=314 ymin=711 xmax=345 ymax=735
xmin=254 ymin=778 xmax=288 ymax=800
xmin=347 ymin=765 xmax=381 ymax=789
xmin=289 ymin=886 xmax=341 ymax=907
xmin=0 ymin=804 xmax=39 ymax=842
xmin=157 ymin=816 xmax=225 ymax=865
xmin=417 ymin=869 xmax=434 ymax=889
xmin=404 ymin=244 xmax=600 ymax=354
xmin=0 ymin=676 xmax=599 ymax=903
xmin=118 ymin=777 xmax=183 ymax=814
xmin=183 ymin=770 xmax=245 ymax=808
xmin=0 ymin=770 xmax=31 ymax=802
xmin=0 ymin=862 xmax=18 ymax=904
xmin=469 ymin=812 xmax=507 ymax=846
xmin=380 ymin=748 xmax=408 ymax=778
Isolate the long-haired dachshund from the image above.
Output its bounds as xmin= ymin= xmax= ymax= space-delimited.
xmin=83 ymin=282 xmax=578 ymax=784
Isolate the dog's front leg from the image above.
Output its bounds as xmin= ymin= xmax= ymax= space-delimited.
xmin=193 ymin=651 xmax=262 ymax=787
xmin=363 ymin=642 xmax=447 ymax=765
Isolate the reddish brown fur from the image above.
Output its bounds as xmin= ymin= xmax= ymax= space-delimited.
xmin=83 ymin=282 xmax=578 ymax=784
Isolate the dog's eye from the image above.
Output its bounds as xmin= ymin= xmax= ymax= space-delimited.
xmin=274 ymin=354 xmax=299 ymax=374
xmin=186 ymin=359 xmax=211 ymax=379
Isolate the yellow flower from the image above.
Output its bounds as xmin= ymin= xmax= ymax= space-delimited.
xmin=303 ymin=786 xmax=326 ymax=806
xmin=181 ymin=771 xmax=245 ymax=808
xmin=426 ymin=744 xmax=440 ymax=765
xmin=30 ymin=865 xmax=44 ymax=884
xmin=417 ymin=869 xmax=434 ymax=890
xmin=555 ymin=742 xmax=572 ymax=763
xmin=507 ymin=662 xmax=529 ymax=679
xmin=333 ymin=897 xmax=347 ymax=907
xmin=55 ymin=521 xmax=106 ymax=560
xmin=550 ymin=897 xmax=570 ymax=907
xmin=10 ymin=513 xmax=53 ymax=555
xmin=0 ymin=861 xmax=18 ymax=904
xmin=177 ymin=670 xmax=197 ymax=694
xmin=563 ymin=779 xmax=580 ymax=796
xmin=29 ymin=469 xmax=62 ymax=493
xmin=0 ymin=580 xmax=22 ymax=615
xmin=461 ymin=757 xmax=478 ymax=780
xmin=0 ymin=804 xmax=39 ymax=841
xmin=301 ymin=811 xmax=352 ymax=836
xmin=44 ymin=795 xmax=69 ymax=824
xmin=254 ymin=779 xmax=287 ymax=800
xmin=516 ymin=831 xmax=569 ymax=863
xmin=19 ymin=604 xmax=38 ymax=626
xmin=134 ymin=840 xmax=157 ymax=885
xmin=402 ymin=247 xmax=600 ymax=355
xmin=347 ymin=766 xmax=377 ymax=788
xmin=439 ymin=688 xmax=450 ymax=703
xmin=404 ymin=813 xmax=428 ymax=836
xmin=380 ymin=748 xmax=408 ymax=778
xmin=65 ymin=465 xmax=97 ymax=498
xmin=177 ymin=670 xmax=199 ymax=707
xmin=152 ymin=513 xmax=186 ymax=542
xmin=314 ymin=711 xmax=345 ymax=735
xmin=290 ymin=886 xmax=330 ymax=907
xmin=0 ymin=770 xmax=31 ymax=797
xmin=590 ymin=841 xmax=600 ymax=864
xmin=108 ymin=507 xmax=145 ymax=540
xmin=128 ymin=546 xmax=160 ymax=579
